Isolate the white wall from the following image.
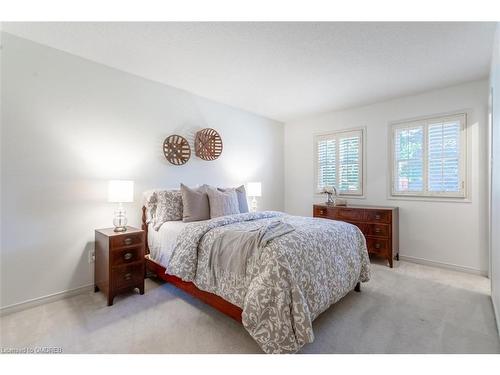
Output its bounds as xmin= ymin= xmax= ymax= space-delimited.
xmin=285 ymin=80 xmax=489 ymax=274
xmin=489 ymin=24 xmax=500 ymax=334
xmin=0 ymin=33 xmax=284 ymax=308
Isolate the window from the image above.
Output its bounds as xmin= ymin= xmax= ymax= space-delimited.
xmin=314 ymin=129 xmax=364 ymax=195
xmin=391 ymin=113 xmax=467 ymax=198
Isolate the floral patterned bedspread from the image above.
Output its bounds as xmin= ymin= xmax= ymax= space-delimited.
xmin=167 ymin=211 xmax=370 ymax=353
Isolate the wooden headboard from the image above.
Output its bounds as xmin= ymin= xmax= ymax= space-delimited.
xmin=141 ymin=206 xmax=150 ymax=255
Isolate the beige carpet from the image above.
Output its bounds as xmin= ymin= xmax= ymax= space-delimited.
xmin=1 ymin=261 xmax=499 ymax=353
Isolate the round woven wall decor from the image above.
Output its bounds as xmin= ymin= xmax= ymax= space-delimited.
xmin=195 ymin=128 xmax=223 ymax=161
xmin=163 ymin=135 xmax=191 ymax=165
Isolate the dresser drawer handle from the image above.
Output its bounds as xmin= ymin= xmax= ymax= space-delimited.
xmin=123 ymin=252 xmax=133 ymax=261
xmin=124 ymin=273 xmax=132 ymax=281
xmin=375 ymin=214 xmax=381 ymax=220
xmin=375 ymin=243 xmax=381 ymax=249
xmin=123 ymin=238 xmax=133 ymax=245
xmin=375 ymin=228 xmax=381 ymax=233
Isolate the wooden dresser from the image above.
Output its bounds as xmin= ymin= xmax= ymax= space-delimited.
xmin=313 ymin=204 xmax=399 ymax=267
xmin=94 ymin=227 xmax=145 ymax=305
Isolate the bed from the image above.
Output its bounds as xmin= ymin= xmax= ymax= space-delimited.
xmin=142 ymin=205 xmax=370 ymax=354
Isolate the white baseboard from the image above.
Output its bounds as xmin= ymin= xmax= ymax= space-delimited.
xmin=399 ymin=255 xmax=487 ymax=276
xmin=493 ymin=297 xmax=500 ymax=337
xmin=0 ymin=284 xmax=93 ymax=317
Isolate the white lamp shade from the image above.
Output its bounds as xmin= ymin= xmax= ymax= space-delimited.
xmin=107 ymin=180 xmax=134 ymax=203
xmin=247 ymin=182 xmax=262 ymax=197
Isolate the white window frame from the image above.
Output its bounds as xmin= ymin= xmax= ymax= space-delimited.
xmin=313 ymin=127 xmax=365 ymax=197
xmin=389 ymin=112 xmax=468 ymax=199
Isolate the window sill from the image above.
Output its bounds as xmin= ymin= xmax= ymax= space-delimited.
xmin=315 ymin=194 xmax=366 ymax=200
xmin=387 ymin=195 xmax=471 ymax=203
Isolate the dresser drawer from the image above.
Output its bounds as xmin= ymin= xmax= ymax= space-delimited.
xmin=111 ymin=246 xmax=143 ymax=266
xmin=313 ymin=205 xmax=329 ymax=218
xmin=364 ymin=223 xmax=390 ymax=237
xmin=111 ymin=233 xmax=143 ymax=249
xmin=366 ymin=237 xmax=389 ymax=255
xmin=112 ymin=263 xmax=144 ymax=289
xmin=365 ymin=210 xmax=391 ymax=224
xmin=336 ymin=208 xmax=365 ymax=222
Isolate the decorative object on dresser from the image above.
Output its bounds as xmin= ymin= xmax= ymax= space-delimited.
xmin=195 ymin=128 xmax=223 ymax=160
xmin=94 ymin=227 xmax=145 ymax=305
xmin=246 ymin=182 xmax=262 ymax=212
xmin=107 ymin=180 xmax=134 ymax=232
xmin=322 ymin=185 xmax=336 ymax=204
xmin=321 ymin=185 xmax=347 ymax=206
xmin=313 ymin=204 xmax=399 ymax=267
xmin=163 ymin=134 xmax=191 ymax=165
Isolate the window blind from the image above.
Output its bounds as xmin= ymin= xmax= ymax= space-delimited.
xmin=315 ymin=129 xmax=363 ymax=195
xmin=391 ymin=113 xmax=466 ymax=198
xmin=428 ymin=120 xmax=461 ymax=192
xmin=393 ymin=126 xmax=424 ymax=193
xmin=317 ymin=138 xmax=336 ymax=189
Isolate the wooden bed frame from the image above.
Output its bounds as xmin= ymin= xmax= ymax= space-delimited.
xmin=142 ymin=206 xmax=360 ymax=324
xmin=142 ymin=207 xmax=243 ymax=322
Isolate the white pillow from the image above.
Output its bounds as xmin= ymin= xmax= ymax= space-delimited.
xmin=206 ymin=187 xmax=240 ymax=218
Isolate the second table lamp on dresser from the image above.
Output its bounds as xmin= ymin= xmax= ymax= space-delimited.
xmin=107 ymin=180 xmax=134 ymax=232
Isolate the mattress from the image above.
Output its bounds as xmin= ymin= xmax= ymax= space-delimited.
xmin=147 ymin=220 xmax=190 ymax=267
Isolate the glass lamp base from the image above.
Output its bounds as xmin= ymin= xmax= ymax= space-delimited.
xmin=251 ymin=197 xmax=258 ymax=212
xmin=113 ymin=204 xmax=128 ymax=232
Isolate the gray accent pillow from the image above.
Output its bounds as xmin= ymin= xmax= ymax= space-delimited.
xmin=180 ymin=184 xmax=210 ymax=222
xmin=207 ymin=187 xmax=240 ymax=218
xmin=218 ymin=185 xmax=249 ymax=213
xmin=153 ymin=190 xmax=183 ymax=230
xmin=143 ymin=190 xmax=158 ymax=224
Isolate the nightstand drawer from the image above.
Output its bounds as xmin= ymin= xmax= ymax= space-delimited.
xmin=112 ymin=263 xmax=144 ymax=289
xmin=111 ymin=233 xmax=143 ymax=249
xmin=111 ymin=246 xmax=143 ymax=266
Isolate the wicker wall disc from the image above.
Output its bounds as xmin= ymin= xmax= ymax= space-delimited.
xmin=163 ymin=135 xmax=191 ymax=165
xmin=195 ymin=128 xmax=223 ymax=161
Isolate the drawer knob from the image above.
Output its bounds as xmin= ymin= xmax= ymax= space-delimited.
xmin=375 ymin=228 xmax=381 ymax=233
xmin=124 ymin=273 xmax=132 ymax=281
xmin=123 ymin=238 xmax=133 ymax=245
xmin=123 ymin=252 xmax=133 ymax=261
xmin=375 ymin=214 xmax=381 ymax=220
xmin=375 ymin=243 xmax=381 ymax=249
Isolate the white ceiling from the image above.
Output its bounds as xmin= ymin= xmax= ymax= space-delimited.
xmin=2 ymin=22 xmax=496 ymax=122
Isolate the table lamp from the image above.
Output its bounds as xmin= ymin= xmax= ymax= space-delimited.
xmin=247 ymin=182 xmax=262 ymax=212
xmin=107 ymin=180 xmax=134 ymax=232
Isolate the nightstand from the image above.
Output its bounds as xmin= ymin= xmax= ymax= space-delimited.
xmin=94 ymin=226 xmax=145 ymax=306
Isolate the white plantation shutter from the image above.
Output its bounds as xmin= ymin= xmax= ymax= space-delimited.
xmin=391 ymin=113 xmax=466 ymax=198
xmin=428 ymin=119 xmax=461 ymax=192
xmin=317 ymin=138 xmax=336 ymax=189
xmin=315 ymin=129 xmax=363 ymax=195
xmin=393 ymin=125 xmax=424 ymax=192
xmin=339 ymin=136 xmax=361 ymax=192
